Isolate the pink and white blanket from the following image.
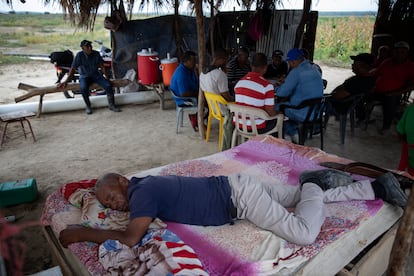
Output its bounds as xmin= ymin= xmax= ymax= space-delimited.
xmin=41 ymin=136 xmax=401 ymax=275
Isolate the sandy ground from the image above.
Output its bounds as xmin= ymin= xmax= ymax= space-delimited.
xmin=0 ymin=60 xmax=404 ymax=274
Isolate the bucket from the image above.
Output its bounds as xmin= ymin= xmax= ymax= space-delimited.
xmin=159 ymin=53 xmax=178 ymax=86
xmin=137 ymin=48 xmax=159 ymax=85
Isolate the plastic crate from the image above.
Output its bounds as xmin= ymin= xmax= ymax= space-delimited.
xmin=0 ymin=178 xmax=38 ymax=207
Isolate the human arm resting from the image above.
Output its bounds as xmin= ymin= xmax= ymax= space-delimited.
xmin=99 ymin=64 xmax=111 ymax=80
xmin=220 ymin=91 xmax=234 ymax=102
xmin=58 ymin=216 xmax=153 ymax=248
xmin=57 ymin=67 xmax=76 ymax=88
xmin=264 ymin=106 xmax=277 ymax=116
xmin=331 ymin=84 xmax=350 ymax=100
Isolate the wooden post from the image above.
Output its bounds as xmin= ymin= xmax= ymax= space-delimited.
xmin=15 ymin=79 xmax=131 ymax=103
xmin=387 ymin=187 xmax=414 ymax=275
xmin=195 ymin=0 xmax=206 ymax=139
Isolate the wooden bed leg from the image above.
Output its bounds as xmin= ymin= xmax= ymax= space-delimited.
xmin=37 ymin=94 xmax=44 ymax=118
xmin=42 ymin=226 xmax=81 ymax=276
xmin=387 ymin=189 xmax=414 ymax=275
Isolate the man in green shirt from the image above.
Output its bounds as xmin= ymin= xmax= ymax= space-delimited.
xmin=397 ymin=104 xmax=414 ymax=175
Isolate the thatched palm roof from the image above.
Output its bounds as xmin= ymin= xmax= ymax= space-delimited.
xmin=3 ymin=0 xmax=285 ymax=30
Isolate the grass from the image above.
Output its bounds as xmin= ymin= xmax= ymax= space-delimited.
xmin=0 ymin=13 xmax=376 ymax=67
xmin=0 ymin=13 xmax=111 ymax=58
xmin=314 ymin=15 xmax=375 ymax=67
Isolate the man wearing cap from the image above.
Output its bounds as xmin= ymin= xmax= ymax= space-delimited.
xmin=227 ymin=46 xmax=251 ymax=96
xmin=58 ymin=39 xmax=120 ymax=114
xmin=264 ymin=49 xmax=288 ymax=84
xmin=328 ymin=53 xmax=376 ymax=119
xmin=275 ymin=48 xmax=324 ymax=142
xmin=370 ymin=41 xmax=414 ymax=134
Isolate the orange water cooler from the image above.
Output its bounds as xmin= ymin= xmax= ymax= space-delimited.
xmin=159 ymin=53 xmax=178 ymax=86
xmin=137 ymin=48 xmax=159 ymax=85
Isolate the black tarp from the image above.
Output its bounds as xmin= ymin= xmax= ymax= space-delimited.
xmin=112 ymin=15 xmax=209 ymax=79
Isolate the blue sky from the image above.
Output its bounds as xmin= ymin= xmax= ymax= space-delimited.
xmin=0 ymin=0 xmax=378 ymax=13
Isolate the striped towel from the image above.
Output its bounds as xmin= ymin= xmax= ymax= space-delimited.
xmin=98 ymin=228 xmax=208 ymax=275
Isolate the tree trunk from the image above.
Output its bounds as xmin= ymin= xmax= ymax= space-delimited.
xmin=209 ymin=0 xmax=216 ymax=56
xmin=294 ymin=0 xmax=312 ymax=47
xmin=194 ymin=0 xmax=206 ymax=139
xmin=174 ymin=0 xmax=183 ymax=61
xmin=374 ymin=0 xmax=391 ymax=35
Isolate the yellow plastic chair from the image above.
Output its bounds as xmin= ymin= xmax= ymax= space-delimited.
xmin=204 ymin=91 xmax=229 ymax=150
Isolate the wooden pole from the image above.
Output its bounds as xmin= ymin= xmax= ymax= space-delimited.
xmin=387 ymin=187 xmax=414 ymax=275
xmin=15 ymin=79 xmax=131 ymax=103
xmin=195 ymin=0 xmax=206 ymax=139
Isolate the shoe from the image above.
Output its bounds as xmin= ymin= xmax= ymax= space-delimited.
xmin=188 ymin=114 xmax=198 ymax=132
xmin=85 ymin=107 xmax=92 ymax=115
xmin=299 ymin=169 xmax=353 ymax=190
xmin=372 ymin=172 xmax=408 ymax=208
xmin=109 ymin=104 xmax=121 ymax=112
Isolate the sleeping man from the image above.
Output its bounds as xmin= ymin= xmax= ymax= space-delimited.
xmin=59 ymin=170 xmax=407 ymax=248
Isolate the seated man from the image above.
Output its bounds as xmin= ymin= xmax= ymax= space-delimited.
xmin=200 ymin=48 xmax=234 ymax=105
xmin=170 ymin=50 xmax=199 ymax=131
xmin=59 ymin=40 xmax=120 ymax=115
xmin=328 ymin=53 xmax=376 ymax=120
xmin=301 ymin=48 xmax=327 ymax=89
xmin=275 ymin=48 xmax=324 ymax=142
xmin=370 ymin=41 xmax=414 ymax=135
xmin=200 ymin=48 xmax=234 ymax=150
xmin=59 ymin=169 xmax=407 ymax=248
xmin=264 ymin=49 xmax=288 ymax=85
xmin=227 ymin=46 xmax=251 ymax=96
xmin=372 ymin=45 xmax=392 ymax=68
xmin=234 ymin=52 xmax=279 ymax=134
xmin=397 ymin=104 xmax=414 ymax=176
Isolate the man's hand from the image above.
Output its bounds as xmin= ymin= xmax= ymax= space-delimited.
xmin=59 ymin=224 xmax=85 ymax=248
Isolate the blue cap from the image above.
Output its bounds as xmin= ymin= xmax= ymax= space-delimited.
xmin=286 ymin=48 xmax=304 ymax=61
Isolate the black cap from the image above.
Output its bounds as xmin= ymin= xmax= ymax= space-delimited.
xmin=350 ymin=53 xmax=374 ymax=65
xmin=272 ymin=50 xmax=284 ymax=57
xmin=80 ymin=40 xmax=92 ymax=48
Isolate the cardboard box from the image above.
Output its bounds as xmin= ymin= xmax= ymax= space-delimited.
xmin=0 ymin=178 xmax=38 ymax=207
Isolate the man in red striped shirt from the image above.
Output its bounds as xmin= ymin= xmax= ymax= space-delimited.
xmin=234 ymin=52 xmax=279 ymax=133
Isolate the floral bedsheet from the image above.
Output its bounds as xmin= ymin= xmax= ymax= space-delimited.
xmin=42 ymin=136 xmax=392 ymax=275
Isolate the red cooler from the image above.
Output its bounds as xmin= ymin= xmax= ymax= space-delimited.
xmin=137 ymin=48 xmax=159 ymax=85
xmin=159 ymin=53 xmax=178 ymax=86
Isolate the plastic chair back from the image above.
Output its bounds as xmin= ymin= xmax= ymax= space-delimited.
xmin=227 ymin=103 xmax=284 ymax=147
xmin=204 ymin=92 xmax=229 ymax=150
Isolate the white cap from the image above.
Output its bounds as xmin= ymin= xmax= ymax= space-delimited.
xmin=394 ymin=41 xmax=410 ymax=50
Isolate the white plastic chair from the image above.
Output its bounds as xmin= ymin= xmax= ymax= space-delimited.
xmin=227 ymin=103 xmax=284 ymax=148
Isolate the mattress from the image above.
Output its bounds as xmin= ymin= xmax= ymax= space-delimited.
xmin=41 ymin=136 xmax=403 ymax=275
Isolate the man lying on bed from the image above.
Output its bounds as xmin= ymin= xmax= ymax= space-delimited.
xmin=59 ymin=170 xmax=407 ymax=248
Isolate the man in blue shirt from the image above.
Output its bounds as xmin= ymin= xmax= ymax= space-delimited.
xmin=59 ymin=40 xmax=120 ymax=114
xmin=275 ymin=48 xmax=324 ymax=142
xmin=170 ymin=50 xmax=199 ymax=131
xmin=58 ymin=170 xmax=406 ymax=248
